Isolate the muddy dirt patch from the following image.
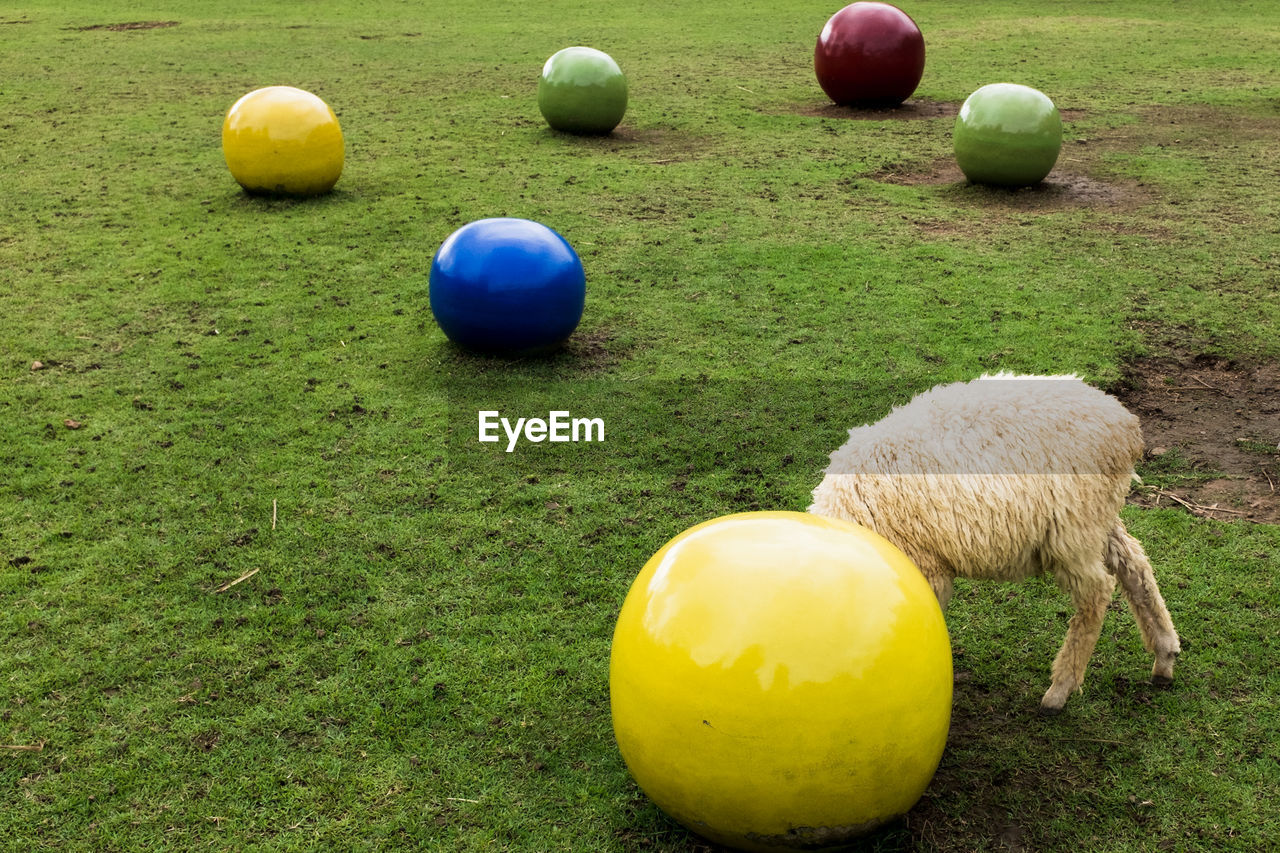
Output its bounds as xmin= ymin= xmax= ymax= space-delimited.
xmin=776 ymin=100 xmax=1086 ymax=123
xmin=538 ymin=125 xmax=706 ymax=165
xmin=555 ymin=327 xmax=634 ymax=374
xmin=874 ymin=155 xmax=1152 ymax=212
xmin=435 ymin=326 xmax=634 ymax=378
xmin=1102 ymin=102 xmax=1280 ymax=150
xmin=1115 ymin=354 xmax=1279 ymax=523
xmin=781 ymin=98 xmax=961 ymax=121
xmin=76 ymin=21 xmax=179 ymax=32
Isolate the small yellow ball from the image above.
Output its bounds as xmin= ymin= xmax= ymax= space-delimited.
xmin=610 ymin=511 xmax=952 ymax=851
xmin=221 ymin=86 xmax=344 ymax=197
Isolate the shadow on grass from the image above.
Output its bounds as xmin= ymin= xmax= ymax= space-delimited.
xmin=225 ymin=187 xmax=359 ymax=210
xmin=777 ymin=98 xmax=962 ymax=121
xmin=619 ymin=681 xmax=1156 ymax=853
xmin=532 ymin=125 xmax=710 ymax=164
xmin=418 ymin=325 xmax=637 ymax=381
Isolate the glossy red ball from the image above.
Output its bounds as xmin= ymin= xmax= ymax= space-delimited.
xmin=815 ymin=2 xmax=925 ymax=107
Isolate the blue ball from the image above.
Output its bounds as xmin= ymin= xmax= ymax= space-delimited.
xmin=429 ymin=218 xmax=586 ymax=354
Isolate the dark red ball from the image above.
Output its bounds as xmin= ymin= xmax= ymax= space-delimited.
xmin=814 ymin=2 xmax=925 ymax=107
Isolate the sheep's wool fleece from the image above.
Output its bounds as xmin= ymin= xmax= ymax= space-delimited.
xmin=809 ymin=373 xmax=1143 ymax=582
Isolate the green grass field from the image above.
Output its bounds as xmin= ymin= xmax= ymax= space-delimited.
xmin=3 ymin=1 xmax=1279 ymax=850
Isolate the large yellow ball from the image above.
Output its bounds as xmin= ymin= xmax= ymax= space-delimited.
xmin=221 ymin=86 xmax=344 ymax=197
xmin=610 ymin=511 xmax=952 ymax=851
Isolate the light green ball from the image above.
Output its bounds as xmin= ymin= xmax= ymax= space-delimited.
xmin=537 ymin=46 xmax=628 ymax=135
xmin=953 ymin=83 xmax=1062 ymax=187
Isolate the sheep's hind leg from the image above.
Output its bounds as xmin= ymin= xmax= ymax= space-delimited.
xmin=906 ymin=552 xmax=954 ymax=610
xmin=1040 ymin=564 xmax=1116 ymax=715
xmin=930 ymin=575 xmax=955 ymax=610
xmin=1105 ymin=521 xmax=1180 ymax=686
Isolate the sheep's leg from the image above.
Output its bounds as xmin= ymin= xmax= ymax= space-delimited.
xmin=930 ymin=575 xmax=955 ymax=610
xmin=1040 ymin=565 xmax=1116 ymax=714
xmin=1105 ymin=521 xmax=1181 ymax=686
xmin=903 ymin=552 xmax=953 ymax=609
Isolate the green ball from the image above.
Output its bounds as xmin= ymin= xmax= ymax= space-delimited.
xmin=537 ymin=46 xmax=628 ymax=135
xmin=953 ymin=83 xmax=1062 ymax=187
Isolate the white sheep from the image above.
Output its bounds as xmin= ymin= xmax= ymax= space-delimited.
xmin=808 ymin=373 xmax=1180 ymax=713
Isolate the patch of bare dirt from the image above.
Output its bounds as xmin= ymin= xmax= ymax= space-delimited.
xmin=873 ymin=155 xmax=1151 ymax=213
xmin=1096 ymin=102 xmax=1280 ymax=150
xmin=862 ymin=102 xmax=1278 ymax=217
xmin=555 ymin=327 xmax=634 ymax=374
xmin=781 ymin=98 xmax=961 ymax=121
xmin=75 ymin=21 xmax=178 ymax=32
xmin=776 ymin=99 xmax=1086 ymax=123
xmin=437 ymin=326 xmax=634 ymax=377
xmin=537 ymin=125 xmax=706 ymax=165
xmin=1114 ymin=353 xmax=1279 ymax=523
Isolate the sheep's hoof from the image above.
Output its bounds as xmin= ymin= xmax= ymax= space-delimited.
xmin=1151 ymin=674 xmax=1174 ymax=688
xmin=1037 ymin=703 xmax=1064 ymax=717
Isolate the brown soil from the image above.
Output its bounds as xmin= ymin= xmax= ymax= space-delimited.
xmin=556 ymin=327 xmax=633 ymax=374
xmin=782 ymin=98 xmax=962 ymax=121
xmin=853 ymin=102 xmax=1279 ymax=215
xmin=539 ymin=125 xmax=706 ymax=165
xmin=76 ymin=21 xmax=179 ymax=32
xmin=437 ymin=327 xmax=633 ymax=377
xmin=1101 ymin=103 xmax=1280 ymax=150
xmin=1114 ymin=354 xmax=1280 ymax=523
xmin=873 ymin=155 xmax=1151 ymax=213
xmin=781 ymin=100 xmax=1090 ymax=124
